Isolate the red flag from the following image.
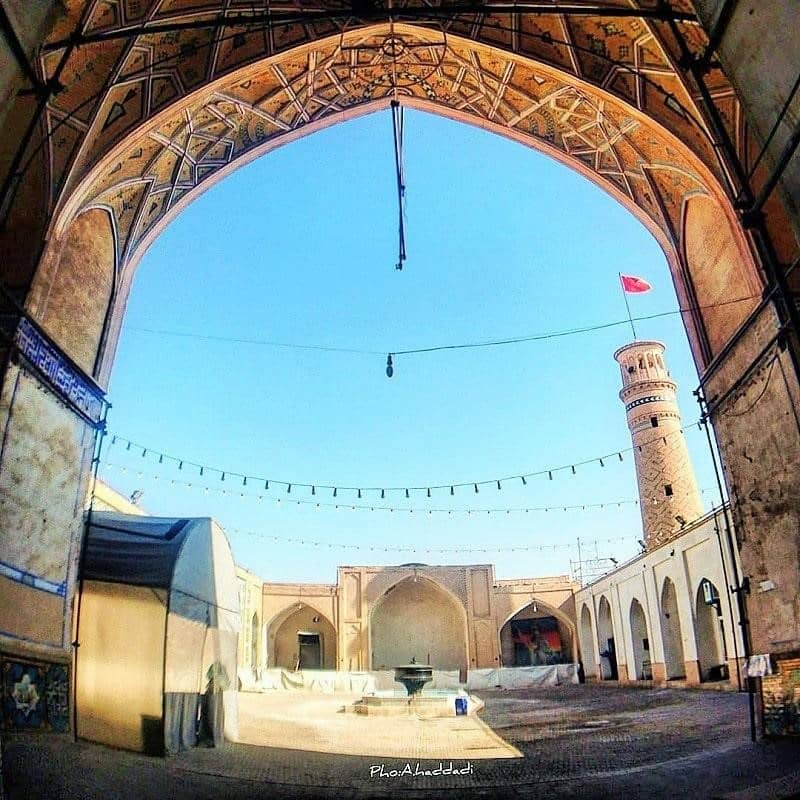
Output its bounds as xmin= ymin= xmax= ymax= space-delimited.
xmin=620 ymin=274 xmax=652 ymax=293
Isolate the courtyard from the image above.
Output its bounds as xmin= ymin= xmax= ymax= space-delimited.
xmin=3 ymin=683 xmax=800 ymax=800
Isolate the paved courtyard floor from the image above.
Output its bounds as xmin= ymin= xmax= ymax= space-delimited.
xmin=3 ymin=683 xmax=800 ymax=800
xmin=236 ymin=691 xmax=519 ymax=759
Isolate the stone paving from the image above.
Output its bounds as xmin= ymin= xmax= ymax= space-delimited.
xmin=3 ymin=684 xmax=800 ymax=800
xmin=236 ymin=691 xmax=519 ymax=759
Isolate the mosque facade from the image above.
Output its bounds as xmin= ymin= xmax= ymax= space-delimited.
xmin=233 ymin=341 xmax=750 ymax=698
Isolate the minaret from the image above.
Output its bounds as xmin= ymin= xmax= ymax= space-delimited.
xmin=614 ymin=340 xmax=703 ymax=550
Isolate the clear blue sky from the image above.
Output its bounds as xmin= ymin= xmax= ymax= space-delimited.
xmin=99 ymin=108 xmax=721 ymax=584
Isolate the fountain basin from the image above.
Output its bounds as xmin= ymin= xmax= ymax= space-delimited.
xmin=394 ymin=663 xmax=433 ymax=697
xmin=352 ymin=690 xmax=483 ymax=717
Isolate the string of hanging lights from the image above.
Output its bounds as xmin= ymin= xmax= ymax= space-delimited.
xmin=103 ymin=418 xmax=706 ymax=501
xmin=227 ymin=524 xmax=646 ymax=554
xmin=98 ymin=460 xmax=719 ymax=515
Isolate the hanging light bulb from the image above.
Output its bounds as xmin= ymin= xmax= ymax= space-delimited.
xmin=386 ymin=354 xmax=394 ymax=378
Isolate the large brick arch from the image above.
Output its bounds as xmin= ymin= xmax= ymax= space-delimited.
xmin=0 ymin=6 xmax=766 ymax=375
xmin=1 ymin=2 xmax=799 ymax=725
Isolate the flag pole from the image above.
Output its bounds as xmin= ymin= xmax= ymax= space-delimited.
xmin=619 ymin=273 xmax=637 ymax=340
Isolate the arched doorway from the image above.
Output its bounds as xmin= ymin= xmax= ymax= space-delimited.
xmin=629 ymin=599 xmax=651 ymax=681
xmin=695 ymin=579 xmax=726 ymax=682
xmin=579 ymin=604 xmax=597 ymax=678
xmin=660 ymin=578 xmax=686 ymax=680
xmin=268 ymin=605 xmax=336 ymax=671
xmin=369 ymin=576 xmax=467 ymax=671
xmin=596 ymin=595 xmax=617 ymax=680
xmin=499 ymin=600 xmax=574 ymax=667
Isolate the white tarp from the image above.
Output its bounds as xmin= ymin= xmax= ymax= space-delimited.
xmin=258 ymin=668 xmax=377 ymax=694
xmin=466 ymin=665 xmax=579 ymax=689
xmin=250 ymin=665 xmax=578 ymax=695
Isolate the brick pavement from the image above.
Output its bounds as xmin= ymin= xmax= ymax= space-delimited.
xmin=3 ymin=684 xmax=799 ymax=800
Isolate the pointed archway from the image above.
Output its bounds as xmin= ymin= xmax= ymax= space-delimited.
xmin=499 ymin=599 xmax=575 ymax=667
xmin=629 ymin=598 xmax=651 ymax=681
xmin=579 ymin=603 xmax=597 ymax=678
xmin=695 ymin=579 xmax=726 ymax=681
xmin=268 ymin=604 xmax=336 ymax=670
xmin=596 ymin=595 xmax=617 ymax=680
xmin=659 ymin=578 xmax=686 ymax=680
xmin=369 ymin=575 xmax=468 ymax=671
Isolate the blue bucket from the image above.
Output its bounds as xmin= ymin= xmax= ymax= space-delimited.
xmin=455 ymin=697 xmax=467 ymax=716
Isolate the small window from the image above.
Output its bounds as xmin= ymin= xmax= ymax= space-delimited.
xmin=651 ymin=416 xmax=658 ymax=427
xmin=664 ymin=484 xmax=673 ymax=497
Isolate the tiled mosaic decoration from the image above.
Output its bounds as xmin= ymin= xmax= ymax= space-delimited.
xmin=1 ymin=657 xmax=70 ymax=732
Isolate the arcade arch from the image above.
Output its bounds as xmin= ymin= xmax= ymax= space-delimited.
xmin=596 ymin=595 xmax=617 ymax=680
xmin=578 ymin=604 xmax=597 ymax=678
xmin=499 ymin=599 xmax=575 ymax=667
xmin=369 ymin=575 xmax=468 ymax=671
xmin=659 ymin=578 xmax=686 ymax=680
xmin=629 ymin=598 xmax=651 ymax=681
xmin=267 ymin=603 xmax=336 ymax=671
xmin=694 ymin=579 xmax=726 ymax=682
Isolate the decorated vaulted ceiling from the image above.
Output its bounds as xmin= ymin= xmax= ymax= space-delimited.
xmin=33 ymin=1 xmax=747 ymax=269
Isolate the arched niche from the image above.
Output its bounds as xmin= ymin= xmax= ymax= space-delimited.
xmin=369 ymin=576 xmax=467 ymax=671
xmin=694 ymin=579 xmax=726 ymax=681
xmin=578 ymin=603 xmax=597 ymax=678
xmin=27 ymin=207 xmax=116 ymax=381
xmin=659 ymin=577 xmax=686 ymax=680
xmin=629 ymin=598 xmax=651 ymax=681
xmin=596 ymin=595 xmax=617 ymax=680
xmin=268 ymin=604 xmax=336 ymax=670
xmin=681 ymin=193 xmax=761 ymax=359
xmin=499 ymin=599 xmax=574 ymax=667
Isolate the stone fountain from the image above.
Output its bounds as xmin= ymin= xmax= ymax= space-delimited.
xmin=394 ymin=660 xmax=433 ymax=699
xmin=352 ymin=658 xmax=481 ymax=717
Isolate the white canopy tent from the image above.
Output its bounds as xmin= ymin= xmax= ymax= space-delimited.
xmin=75 ymin=512 xmax=240 ymax=754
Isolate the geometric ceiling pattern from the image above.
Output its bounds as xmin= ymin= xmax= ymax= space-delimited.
xmin=34 ymin=1 xmax=747 ymax=269
xmin=69 ymin=25 xmax=713 ymax=266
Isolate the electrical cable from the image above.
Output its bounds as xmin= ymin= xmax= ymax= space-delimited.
xmin=126 ymin=294 xmax=759 ymax=358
